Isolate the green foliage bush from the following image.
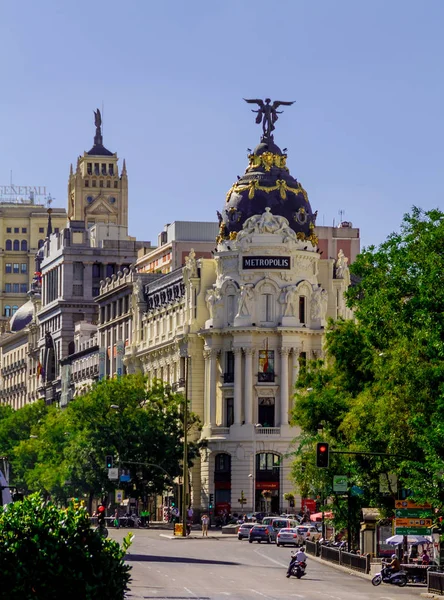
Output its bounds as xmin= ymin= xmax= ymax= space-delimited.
xmin=0 ymin=495 xmax=131 ymax=600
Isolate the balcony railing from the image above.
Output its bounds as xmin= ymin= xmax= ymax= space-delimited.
xmin=256 ymin=427 xmax=281 ymax=435
xmin=257 ymin=372 xmax=275 ymax=383
xmin=223 ymin=372 xmax=234 ymax=383
xmin=210 ymin=426 xmax=230 ymax=435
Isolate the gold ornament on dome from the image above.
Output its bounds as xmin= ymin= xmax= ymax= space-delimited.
xmin=229 ymin=231 xmax=238 ymax=240
xmin=226 ymin=178 xmax=308 ymax=203
xmin=247 ymin=152 xmax=288 ymax=172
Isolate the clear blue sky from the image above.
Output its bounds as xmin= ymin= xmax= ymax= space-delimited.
xmin=1 ymin=0 xmax=443 ymax=249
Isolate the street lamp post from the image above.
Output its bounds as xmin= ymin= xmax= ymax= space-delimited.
xmin=181 ymin=356 xmax=189 ymax=537
xmin=250 ymin=423 xmax=262 ymax=513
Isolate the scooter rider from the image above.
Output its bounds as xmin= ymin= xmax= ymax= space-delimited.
xmin=386 ymin=554 xmax=401 ymax=579
xmin=287 ymin=546 xmax=307 ymax=578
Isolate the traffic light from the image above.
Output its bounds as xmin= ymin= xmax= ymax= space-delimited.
xmin=105 ymin=455 xmax=113 ymax=469
xmin=316 ymin=442 xmax=329 ymax=468
xmin=97 ymin=505 xmax=106 ymax=526
xmin=209 ymin=493 xmax=214 ymax=509
xmin=171 ymin=500 xmax=175 ymax=507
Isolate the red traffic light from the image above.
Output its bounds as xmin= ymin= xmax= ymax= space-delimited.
xmin=316 ymin=442 xmax=330 ymax=468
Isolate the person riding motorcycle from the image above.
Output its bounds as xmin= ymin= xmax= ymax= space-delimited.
xmin=287 ymin=547 xmax=307 ymax=578
xmin=386 ymin=554 xmax=401 ymax=579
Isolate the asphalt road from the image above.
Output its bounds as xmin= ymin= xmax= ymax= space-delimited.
xmin=109 ymin=529 xmax=426 ymax=600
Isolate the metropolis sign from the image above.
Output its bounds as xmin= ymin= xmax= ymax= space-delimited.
xmin=242 ymin=256 xmax=290 ymax=269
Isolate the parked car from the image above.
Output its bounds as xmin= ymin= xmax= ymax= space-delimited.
xmin=296 ymin=524 xmax=322 ymax=542
xmin=276 ymin=528 xmax=300 ymax=547
xmin=249 ymin=524 xmax=277 ymax=544
xmin=238 ymin=523 xmax=255 ymax=540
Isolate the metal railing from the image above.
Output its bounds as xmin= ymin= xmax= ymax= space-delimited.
xmin=316 ymin=543 xmax=370 ymax=574
xmin=320 ymin=545 xmax=341 ymax=564
xmin=305 ymin=540 xmax=318 ymax=556
xmin=428 ymin=570 xmax=444 ymax=595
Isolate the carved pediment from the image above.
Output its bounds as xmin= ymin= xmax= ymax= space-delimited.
xmin=86 ymin=199 xmax=116 ymax=215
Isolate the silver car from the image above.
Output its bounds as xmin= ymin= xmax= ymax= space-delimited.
xmin=238 ymin=523 xmax=255 ymax=540
xmin=276 ymin=527 xmax=300 ymax=547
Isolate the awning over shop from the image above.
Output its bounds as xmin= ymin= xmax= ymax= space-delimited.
xmin=310 ymin=511 xmax=333 ymax=522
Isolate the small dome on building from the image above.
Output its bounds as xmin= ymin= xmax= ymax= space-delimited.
xmin=9 ymin=300 xmax=35 ymax=333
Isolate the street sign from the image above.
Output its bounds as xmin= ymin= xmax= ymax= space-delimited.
xmin=333 ymin=475 xmax=347 ymax=493
xmin=395 ymin=518 xmax=432 ymax=528
xmin=108 ymin=468 xmax=119 ymax=480
xmin=395 ymin=508 xmax=433 ymax=518
xmin=395 ymin=527 xmax=432 ymax=535
xmin=115 ymin=489 xmax=124 ymax=503
xmin=395 ymin=500 xmax=432 ymax=510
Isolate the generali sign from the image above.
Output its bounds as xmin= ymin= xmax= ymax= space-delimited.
xmin=0 ymin=185 xmax=47 ymax=196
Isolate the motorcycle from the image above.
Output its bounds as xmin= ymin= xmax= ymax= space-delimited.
xmin=372 ymin=565 xmax=408 ymax=587
xmin=287 ymin=553 xmax=306 ymax=579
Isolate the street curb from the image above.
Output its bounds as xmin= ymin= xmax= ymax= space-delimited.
xmin=159 ymin=533 xmax=225 ymax=540
xmin=420 ymin=595 xmax=441 ymax=599
xmin=307 ymin=553 xmax=372 ymax=581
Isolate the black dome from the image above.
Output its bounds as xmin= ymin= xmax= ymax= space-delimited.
xmin=218 ymin=138 xmax=317 ymax=245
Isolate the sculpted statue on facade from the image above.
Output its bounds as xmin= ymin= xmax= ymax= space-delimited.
xmin=335 ymin=249 xmax=349 ymax=279
xmin=283 ymin=285 xmax=298 ymax=317
xmin=184 ymin=248 xmax=198 ymax=277
xmin=236 ymin=284 xmax=254 ymax=317
xmin=205 ymin=287 xmax=222 ymax=320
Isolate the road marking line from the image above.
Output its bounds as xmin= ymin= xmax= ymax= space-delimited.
xmin=184 ymin=586 xmax=198 ymax=597
xmin=249 ymin=589 xmax=277 ymax=599
xmin=253 ymin=549 xmax=288 ymax=568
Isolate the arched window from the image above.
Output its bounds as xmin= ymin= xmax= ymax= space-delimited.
xmin=38 ymin=239 xmax=44 ymax=249
xmin=5 ymin=239 xmax=12 ymax=250
xmin=4 ymin=305 xmax=11 ymax=317
xmin=12 ymin=305 xmax=18 ymax=315
xmin=13 ymin=240 xmax=19 ymax=251
xmin=21 ymin=240 xmax=27 ymax=251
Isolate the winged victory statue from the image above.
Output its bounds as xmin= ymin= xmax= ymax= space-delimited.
xmin=243 ymin=98 xmax=295 ymax=139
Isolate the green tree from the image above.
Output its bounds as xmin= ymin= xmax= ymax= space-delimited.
xmin=291 ymin=207 xmax=444 ymax=524
xmin=7 ymin=375 xmax=200 ymax=505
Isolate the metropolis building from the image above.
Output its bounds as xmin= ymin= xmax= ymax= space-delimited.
xmin=123 ymin=103 xmax=356 ymax=515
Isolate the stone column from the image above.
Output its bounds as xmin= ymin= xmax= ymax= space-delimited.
xmin=244 ymin=348 xmax=254 ymax=424
xmin=291 ymin=349 xmax=300 ymax=403
xmin=233 ymin=347 xmax=242 ymax=425
xmin=209 ymin=349 xmax=218 ymax=426
xmin=280 ymin=348 xmax=290 ymax=425
xmin=203 ymin=350 xmax=211 ymax=426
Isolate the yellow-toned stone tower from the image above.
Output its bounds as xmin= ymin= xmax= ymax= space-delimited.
xmin=67 ymin=109 xmax=128 ymax=229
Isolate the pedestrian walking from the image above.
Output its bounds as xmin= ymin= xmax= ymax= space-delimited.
xmin=113 ymin=508 xmax=120 ymax=529
xmin=201 ymin=513 xmax=210 ymax=536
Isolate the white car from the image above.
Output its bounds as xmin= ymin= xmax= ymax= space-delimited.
xmin=296 ymin=525 xmax=321 ymax=542
xmin=276 ymin=528 xmax=300 ymax=547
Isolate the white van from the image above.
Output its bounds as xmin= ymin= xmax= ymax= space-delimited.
xmin=271 ymin=517 xmax=298 ymax=532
